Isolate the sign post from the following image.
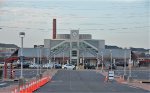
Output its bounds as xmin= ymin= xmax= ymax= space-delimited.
xmin=128 ymin=59 xmax=133 ymax=82
xmin=108 ymin=71 xmax=114 ymax=80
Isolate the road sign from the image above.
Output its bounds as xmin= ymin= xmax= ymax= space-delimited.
xmin=108 ymin=71 xmax=114 ymax=80
xmin=129 ymin=59 xmax=133 ymax=64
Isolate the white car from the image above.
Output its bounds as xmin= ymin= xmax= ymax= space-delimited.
xmin=62 ymin=64 xmax=75 ymax=70
xmin=43 ymin=63 xmax=53 ymax=68
xmin=29 ymin=63 xmax=40 ymax=68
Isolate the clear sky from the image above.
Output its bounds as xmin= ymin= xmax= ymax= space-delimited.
xmin=0 ymin=0 xmax=149 ymax=49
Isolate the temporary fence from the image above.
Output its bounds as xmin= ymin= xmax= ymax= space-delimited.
xmin=11 ymin=76 xmax=51 ymax=93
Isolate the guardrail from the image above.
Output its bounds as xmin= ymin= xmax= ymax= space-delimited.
xmin=11 ymin=76 xmax=51 ymax=93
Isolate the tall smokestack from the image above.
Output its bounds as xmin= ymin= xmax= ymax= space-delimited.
xmin=53 ymin=19 xmax=56 ymax=39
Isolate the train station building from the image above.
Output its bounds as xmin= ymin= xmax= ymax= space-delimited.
xmin=18 ymin=19 xmax=131 ymax=67
xmin=18 ymin=30 xmax=131 ymax=67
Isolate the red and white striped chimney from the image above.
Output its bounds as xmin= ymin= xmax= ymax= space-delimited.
xmin=53 ymin=19 xmax=56 ymax=39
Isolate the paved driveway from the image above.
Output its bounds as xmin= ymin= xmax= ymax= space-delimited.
xmin=34 ymin=70 xmax=148 ymax=93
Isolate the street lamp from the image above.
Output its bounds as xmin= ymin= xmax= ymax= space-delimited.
xmin=82 ymin=50 xmax=85 ymax=69
xmin=39 ymin=46 xmax=42 ymax=74
xmin=63 ymin=50 xmax=64 ymax=65
xmin=96 ymin=47 xmax=100 ymax=70
xmin=19 ymin=32 xmax=25 ymax=79
xmin=36 ymin=47 xmax=39 ymax=76
xmin=110 ymin=50 xmax=112 ymax=71
xmin=46 ymin=48 xmax=49 ymax=70
xmin=124 ymin=50 xmax=127 ymax=76
xmin=49 ymin=50 xmax=52 ymax=69
xmin=54 ymin=53 xmax=55 ymax=69
xmin=96 ymin=52 xmax=100 ymax=70
xmin=101 ymin=52 xmax=104 ymax=72
xmin=36 ymin=45 xmax=43 ymax=78
xmin=129 ymin=53 xmax=132 ymax=77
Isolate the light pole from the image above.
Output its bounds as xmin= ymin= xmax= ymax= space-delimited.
xmin=46 ymin=48 xmax=49 ymax=70
xmin=124 ymin=50 xmax=127 ymax=76
xmin=129 ymin=53 xmax=132 ymax=77
xmin=39 ymin=46 xmax=42 ymax=74
xmin=19 ymin=32 xmax=25 ymax=79
xmin=63 ymin=50 xmax=64 ymax=65
xmin=36 ymin=45 xmax=43 ymax=77
xmin=101 ymin=52 xmax=104 ymax=72
xmin=49 ymin=50 xmax=52 ymax=69
xmin=83 ymin=50 xmax=85 ymax=69
xmin=96 ymin=52 xmax=100 ymax=70
xmin=54 ymin=53 xmax=55 ymax=69
xmin=36 ymin=47 xmax=39 ymax=76
xmin=110 ymin=50 xmax=112 ymax=71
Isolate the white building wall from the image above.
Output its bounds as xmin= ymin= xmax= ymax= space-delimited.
xmin=44 ymin=39 xmax=50 ymax=48
xmin=99 ymin=40 xmax=105 ymax=49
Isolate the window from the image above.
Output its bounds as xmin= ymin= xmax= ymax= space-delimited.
xmin=72 ymin=50 xmax=77 ymax=57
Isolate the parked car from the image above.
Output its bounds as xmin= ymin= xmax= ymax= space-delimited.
xmin=29 ymin=63 xmax=40 ymax=68
xmin=84 ymin=64 xmax=96 ymax=69
xmin=42 ymin=63 xmax=53 ymax=69
xmin=53 ymin=63 xmax=62 ymax=69
xmin=17 ymin=62 xmax=30 ymax=68
xmin=115 ymin=62 xmax=128 ymax=67
xmin=62 ymin=64 xmax=75 ymax=70
xmin=105 ymin=63 xmax=117 ymax=70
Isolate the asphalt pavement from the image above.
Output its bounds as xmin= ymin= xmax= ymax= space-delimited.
xmin=34 ymin=70 xmax=149 ymax=93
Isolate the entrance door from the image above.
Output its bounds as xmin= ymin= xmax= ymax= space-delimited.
xmin=71 ymin=59 xmax=77 ymax=66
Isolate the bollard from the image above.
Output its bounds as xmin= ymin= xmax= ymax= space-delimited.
xmin=104 ymin=76 xmax=108 ymax=82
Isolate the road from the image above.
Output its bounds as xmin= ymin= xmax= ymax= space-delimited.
xmin=34 ymin=70 xmax=149 ymax=93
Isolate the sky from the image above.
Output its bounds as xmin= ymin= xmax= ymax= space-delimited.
xmin=0 ymin=0 xmax=149 ymax=49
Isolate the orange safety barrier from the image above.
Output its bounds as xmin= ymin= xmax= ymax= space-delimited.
xmin=11 ymin=76 xmax=51 ymax=93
